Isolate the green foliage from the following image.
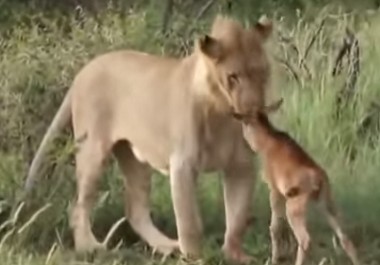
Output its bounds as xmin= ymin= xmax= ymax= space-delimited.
xmin=0 ymin=1 xmax=380 ymax=264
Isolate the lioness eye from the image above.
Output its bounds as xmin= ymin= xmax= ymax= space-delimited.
xmin=227 ymin=73 xmax=239 ymax=87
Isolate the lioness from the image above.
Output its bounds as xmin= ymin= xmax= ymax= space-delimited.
xmin=25 ymin=15 xmax=273 ymax=263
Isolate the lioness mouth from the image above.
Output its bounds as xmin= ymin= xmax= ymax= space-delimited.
xmin=231 ymin=98 xmax=284 ymax=121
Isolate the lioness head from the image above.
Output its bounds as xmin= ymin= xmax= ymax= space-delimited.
xmin=195 ymin=15 xmax=273 ymax=116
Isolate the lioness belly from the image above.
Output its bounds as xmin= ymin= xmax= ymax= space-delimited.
xmin=130 ymin=142 xmax=234 ymax=176
xmin=130 ymin=145 xmax=169 ymax=175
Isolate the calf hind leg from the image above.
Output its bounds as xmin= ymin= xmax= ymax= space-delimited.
xmin=320 ymin=188 xmax=360 ymax=265
xmin=113 ymin=141 xmax=178 ymax=256
xmin=286 ymin=195 xmax=311 ymax=265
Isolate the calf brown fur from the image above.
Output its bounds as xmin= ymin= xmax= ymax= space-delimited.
xmin=233 ymin=99 xmax=359 ymax=265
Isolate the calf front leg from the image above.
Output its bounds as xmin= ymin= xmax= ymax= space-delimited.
xmin=269 ymin=189 xmax=286 ymax=264
xmin=170 ymin=155 xmax=202 ymax=259
xmin=222 ymin=160 xmax=255 ymax=264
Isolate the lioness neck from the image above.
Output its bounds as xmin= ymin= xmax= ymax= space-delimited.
xmin=190 ymin=54 xmax=231 ymax=115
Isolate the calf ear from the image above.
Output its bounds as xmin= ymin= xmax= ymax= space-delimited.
xmin=255 ymin=15 xmax=273 ymax=41
xmin=198 ymin=35 xmax=223 ymax=60
xmin=263 ymin=98 xmax=283 ymax=114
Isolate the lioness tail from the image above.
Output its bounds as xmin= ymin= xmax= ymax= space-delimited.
xmin=24 ymin=90 xmax=72 ymax=194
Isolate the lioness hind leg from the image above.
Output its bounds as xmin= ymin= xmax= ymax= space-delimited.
xmin=71 ymin=136 xmax=111 ymax=253
xmin=113 ymin=141 xmax=178 ymax=256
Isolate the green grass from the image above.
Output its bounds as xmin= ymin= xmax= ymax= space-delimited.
xmin=1 ymin=2 xmax=380 ymax=265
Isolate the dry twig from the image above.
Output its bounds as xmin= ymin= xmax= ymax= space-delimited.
xmin=345 ymin=28 xmax=360 ymax=92
xmin=277 ymin=32 xmax=300 ymax=58
xmin=161 ymin=0 xmax=174 ymax=34
xmin=299 ymin=18 xmax=326 ymax=79
xmin=274 ymin=55 xmax=301 ymax=87
xmin=187 ymin=0 xmax=217 ymax=38
xmin=334 ymin=28 xmax=360 ymax=105
xmin=332 ymin=28 xmax=356 ymax=77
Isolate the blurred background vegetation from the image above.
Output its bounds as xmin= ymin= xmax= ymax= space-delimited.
xmin=1 ymin=0 xmax=380 ymax=264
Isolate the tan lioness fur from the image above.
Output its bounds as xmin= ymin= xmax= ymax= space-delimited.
xmin=234 ymin=100 xmax=360 ymax=265
xmin=25 ymin=15 xmax=273 ymax=263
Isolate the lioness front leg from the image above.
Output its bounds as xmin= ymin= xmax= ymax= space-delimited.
xmin=113 ymin=142 xmax=178 ymax=256
xmin=170 ymin=154 xmax=202 ymax=259
xmin=222 ymin=160 xmax=255 ymax=264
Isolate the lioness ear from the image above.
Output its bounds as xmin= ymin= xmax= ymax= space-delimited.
xmin=198 ymin=35 xmax=222 ymax=60
xmin=263 ymin=98 xmax=283 ymax=114
xmin=255 ymin=15 xmax=273 ymax=41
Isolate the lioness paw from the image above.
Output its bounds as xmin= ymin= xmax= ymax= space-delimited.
xmin=151 ymin=240 xmax=179 ymax=257
xmin=222 ymin=245 xmax=254 ymax=264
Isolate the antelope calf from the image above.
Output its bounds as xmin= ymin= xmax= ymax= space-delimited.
xmin=233 ymin=99 xmax=359 ymax=265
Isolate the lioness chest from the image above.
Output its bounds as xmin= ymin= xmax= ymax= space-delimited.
xmin=196 ymin=116 xmax=244 ymax=173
